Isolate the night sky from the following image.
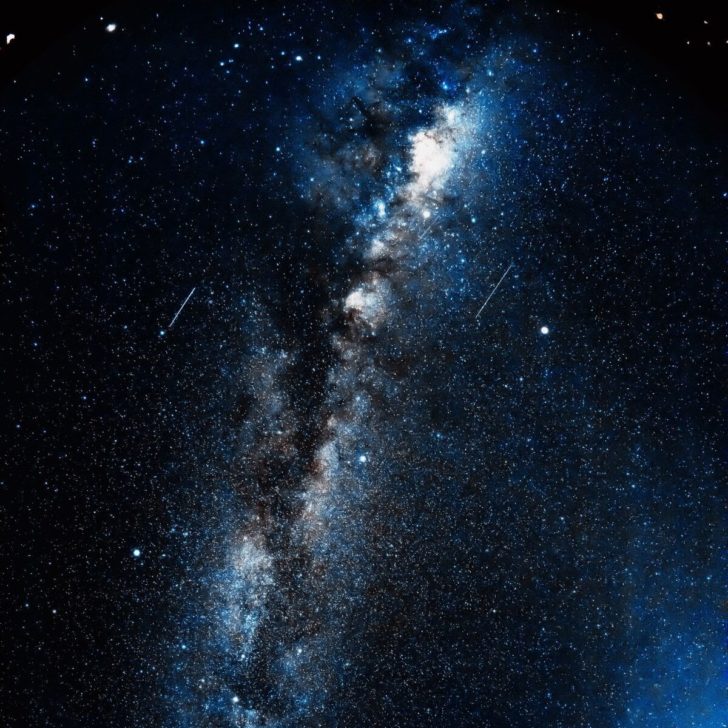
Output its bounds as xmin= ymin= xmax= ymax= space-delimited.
xmin=0 ymin=2 xmax=726 ymax=726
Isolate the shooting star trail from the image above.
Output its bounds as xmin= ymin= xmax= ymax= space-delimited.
xmin=168 ymin=287 xmax=197 ymax=328
xmin=475 ymin=262 xmax=513 ymax=319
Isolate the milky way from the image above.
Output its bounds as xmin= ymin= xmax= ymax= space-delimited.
xmin=0 ymin=2 xmax=725 ymax=727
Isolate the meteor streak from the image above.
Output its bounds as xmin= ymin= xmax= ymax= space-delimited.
xmin=475 ymin=262 xmax=513 ymax=319
xmin=168 ymin=286 xmax=196 ymax=328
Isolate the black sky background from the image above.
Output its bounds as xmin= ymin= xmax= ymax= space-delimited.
xmin=0 ymin=1 xmax=727 ymax=118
